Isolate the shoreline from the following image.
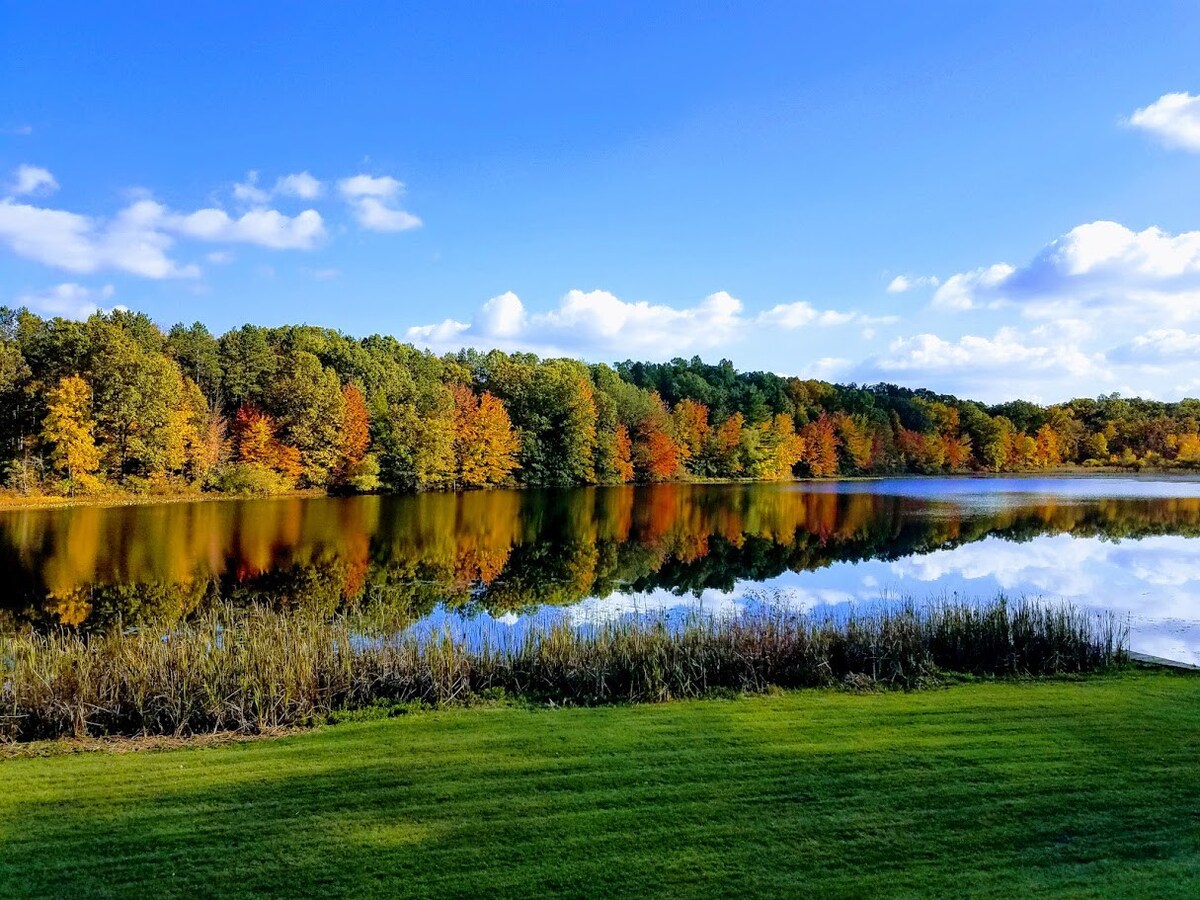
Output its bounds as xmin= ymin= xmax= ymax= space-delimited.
xmin=2 ymin=467 xmax=1200 ymax=512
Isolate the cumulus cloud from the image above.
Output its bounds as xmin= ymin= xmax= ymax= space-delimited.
xmin=10 ymin=165 xmax=58 ymax=196
xmin=873 ymin=328 xmax=1106 ymax=377
xmin=928 ymin=221 xmax=1200 ymax=321
xmin=406 ymin=290 xmax=880 ymax=358
xmin=0 ymin=176 xmax=326 ymax=277
xmin=1127 ymin=91 xmax=1200 ymax=151
xmin=168 ymin=204 xmax=325 ymax=249
xmin=886 ymin=274 xmax=939 ymax=293
xmin=855 ymin=328 xmax=1112 ymax=402
xmin=338 ymin=174 xmax=422 ymax=232
xmin=0 ymin=197 xmax=198 ymax=278
xmin=14 ymin=282 xmax=121 ymax=320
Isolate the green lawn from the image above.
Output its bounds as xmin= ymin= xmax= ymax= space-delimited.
xmin=3 ymin=670 xmax=1198 ymax=898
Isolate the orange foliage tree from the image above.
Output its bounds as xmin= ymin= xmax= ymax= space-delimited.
xmin=451 ymin=385 xmax=521 ymax=487
xmin=801 ymin=414 xmax=840 ymax=477
xmin=232 ymin=405 xmax=302 ymax=479
xmin=612 ymin=424 xmax=635 ymax=482
xmin=944 ymin=433 xmax=973 ymax=470
xmin=340 ymin=383 xmax=371 ymax=468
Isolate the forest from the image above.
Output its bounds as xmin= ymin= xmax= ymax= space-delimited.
xmin=3 ymin=307 xmax=1200 ymax=498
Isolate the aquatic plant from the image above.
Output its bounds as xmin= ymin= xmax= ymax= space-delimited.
xmin=0 ymin=597 xmax=1126 ymax=741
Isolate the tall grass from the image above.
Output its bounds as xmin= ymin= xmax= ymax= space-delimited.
xmin=0 ymin=598 xmax=1126 ymax=741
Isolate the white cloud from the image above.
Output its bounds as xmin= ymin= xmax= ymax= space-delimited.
xmin=236 ymin=170 xmax=324 ymax=202
xmin=886 ymin=274 xmax=939 ymax=293
xmin=928 ymin=221 xmax=1200 ymax=322
xmin=274 ymin=171 xmax=322 ymax=199
xmin=755 ymin=300 xmax=821 ymax=329
xmin=930 ymin=263 xmax=1015 ymax=310
xmin=1110 ymin=328 xmax=1200 ymax=363
xmin=232 ymin=171 xmax=270 ymax=204
xmin=168 ymin=204 xmax=325 ymax=249
xmin=407 ymin=290 xmax=884 ymax=358
xmin=755 ymin=301 xmax=897 ymax=329
xmin=0 ymin=197 xmax=197 ymax=278
xmin=858 ymin=217 xmax=1200 ymax=399
xmin=10 ymin=165 xmax=58 ymax=196
xmin=0 ymin=180 xmax=326 ymax=277
xmin=338 ymin=174 xmax=403 ymax=198
xmin=338 ymin=174 xmax=422 ymax=232
xmin=1127 ymin=91 xmax=1200 ymax=151
xmin=798 ymin=357 xmax=853 ymax=380
xmin=206 ymin=250 xmax=235 ymax=264
xmin=15 ymin=283 xmax=121 ymax=320
xmin=871 ymin=328 xmax=1108 ymax=381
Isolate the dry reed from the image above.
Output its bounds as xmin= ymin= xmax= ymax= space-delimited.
xmin=0 ymin=598 xmax=1126 ymax=741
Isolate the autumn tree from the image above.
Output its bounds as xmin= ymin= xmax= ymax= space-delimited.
xmin=751 ymin=414 xmax=805 ymax=480
xmin=833 ymin=413 xmax=874 ymax=472
xmin=231 ymin=405 xmax=302 ymax=481
xmin=1171 ymin=433 xmax=1200 ymax=466
xmin=801 ymin=414 xmax=840 ymax=477
xmin=591 ymin=381 xmax=634 ymax=483
xmin=1082 ymin=431 xmax=1110 ymax=462
xmin=944 ymin=433 xmax=973 ymax=471
xmin=42 ymin=375 xmax=102 ymax=494
xmin=712 ymin=413 xmax=745 ymax=476
xmin=611 ymin=424 xmax=634 ymax=482
xmin=1033 ymin=424 xmax=1063 ymax=468
xmin=333 ymin=382 xmax=380 ymax=491
xmin=451 ymin=384 xmax=521 ymax=487
xmin=671 ymin=399 xmax=710 ymax=473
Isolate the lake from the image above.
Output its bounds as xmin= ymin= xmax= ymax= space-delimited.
xmin=3 ymin=476 xmax=1200 ymax=664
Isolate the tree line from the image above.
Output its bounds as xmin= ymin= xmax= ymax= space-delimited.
xmin=2 ymin=307 xmax=1200 ymax=497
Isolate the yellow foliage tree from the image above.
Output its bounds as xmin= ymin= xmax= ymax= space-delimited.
xmin=42 ymin=375 xmax=103 ymax=494
xmin=671 ymin=399 xmax=710 ymax=469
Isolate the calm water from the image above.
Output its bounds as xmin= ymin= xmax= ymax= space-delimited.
xmin=3 ymin=477 xmax=1200 ymax=663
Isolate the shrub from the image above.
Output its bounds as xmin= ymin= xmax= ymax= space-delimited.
xmin=207 ymin=463 xmax=292 ymax=495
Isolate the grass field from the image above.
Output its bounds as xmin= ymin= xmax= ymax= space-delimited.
xmin=3 ymin=669 xmax=1198 ymax=898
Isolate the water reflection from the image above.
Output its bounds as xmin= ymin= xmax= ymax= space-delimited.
xmin=2 ymin=479 xmax=1200 ymax=662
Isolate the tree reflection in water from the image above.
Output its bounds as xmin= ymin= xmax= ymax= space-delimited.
xmin=2 ymin=480 xmax=1200 ymax=634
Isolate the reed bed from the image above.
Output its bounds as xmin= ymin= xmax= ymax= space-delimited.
xmin=0 ymin=598 xmax=1126 ymax=741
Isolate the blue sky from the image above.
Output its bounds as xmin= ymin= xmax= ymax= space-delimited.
xmin=4 ymin=2 xmax=1200 ymax=403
